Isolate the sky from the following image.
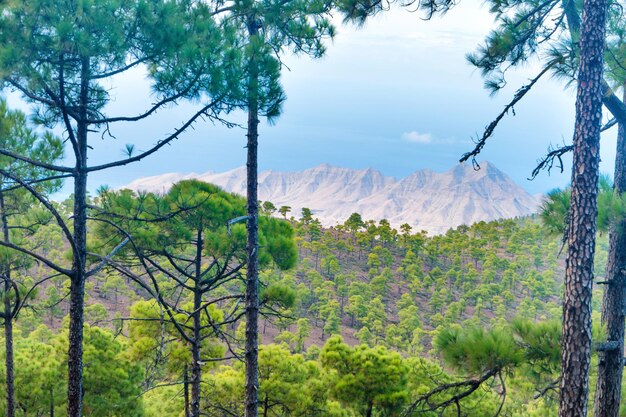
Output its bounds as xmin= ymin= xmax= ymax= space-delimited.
xmin=6 ymin=2 xmax=622 ymax=195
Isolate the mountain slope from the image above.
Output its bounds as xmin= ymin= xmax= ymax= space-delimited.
xmin=124 ymin=162 xmax=540 ymax=234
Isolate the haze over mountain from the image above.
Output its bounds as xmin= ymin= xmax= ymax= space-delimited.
xmin=125 ymin=162 xmax=541 ymax=234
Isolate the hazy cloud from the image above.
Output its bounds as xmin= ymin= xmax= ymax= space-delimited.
xmin=402 ymin=131 xmax=433 ymax=144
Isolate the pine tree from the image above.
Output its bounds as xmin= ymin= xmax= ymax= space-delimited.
xmin=558 ymin=1 xmax=607 ymax=416
xmin=207 ymin=3 xmax=335 ymax=415
xmin=0 ymin=3 xmax=232 ymax=415
xmin=94 ymin=180 xmax=297 ymax=417
xmin=593 ymin=11 xmax=626 ymax=415
xmin=0 ymin=100 xmax=63 ymax=417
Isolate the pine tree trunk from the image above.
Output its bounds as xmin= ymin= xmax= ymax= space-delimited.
xmin=4 ymin=281 xmax=14 ymax=417
xmin=184 ymin=366 xmax=190 ymax=417
xmin=67 ymin=57 xmax=90 ymax=417
xmin=190 ymin=334 xmax=201 ymax=417
xmin=191 ymin=230 xmax=203 ymax=417
xmin=558 ymin=2 xmax=607 ymax=417
xmin=67 ymin=162 xmax=87 ymax=417
xmin=244 ymin=16 xmax=261 ymax=417
xmin=593 ymin=86 xmax=626 ymax=417
xmin=0 ymin=189 xmax=15 ymax=417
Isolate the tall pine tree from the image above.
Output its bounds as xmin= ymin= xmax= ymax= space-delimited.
xmin=0 ymin=2 xmax=232 ymax=415
xmin=558 ymin=1 xmax=607 ymax=416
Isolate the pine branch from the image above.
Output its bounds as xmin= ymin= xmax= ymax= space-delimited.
xmin=85 ymin=100 xmax=225 ymax=173
xmin=1 ymin=174 xmax=73 ymax=193
xmin=530 ymin=144 xmax=574 ymax=179
xmin=0 ymin=240 xmax=71 ymax=276
xmin=534 ymin=378 xmax=561 ymax=399
xmin=0 ymin=150 xmax=73 ymax=173
xmin=85 ymin=71 xmax=205 ymax=124
xmin=0 ymin=168 xmax=76 ymax=250
xmin=6 ymin=78 xmax=58 ymax=108
xmin=89 ymin=57 xmax=153 ymax=80
xmin=530 ymin=117 xmax=619 ymax=179
xmin=16 ymin=272 xmax=65 ymax=318
xmin=86 ymin=237 xmax=130 ymax=277
xmin=602 ymin=80 xmax=626 ymax=124
xmin=403 ymin=368 xmax=501 ymax=416
xmin=460 ymin=64 xmax=554 ymax=166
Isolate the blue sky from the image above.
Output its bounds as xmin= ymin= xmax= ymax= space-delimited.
xmin=7 ymin=3 xmax=622 ymax=195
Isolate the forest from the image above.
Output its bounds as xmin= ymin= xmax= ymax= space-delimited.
xmin=0 ymin=198 xmax=598 ymax=416
xmin=0 ymin=0 xmax=625 ymax=417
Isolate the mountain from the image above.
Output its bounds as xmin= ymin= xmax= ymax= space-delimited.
xmin=124 ymin=162 xmax=541 ymax=234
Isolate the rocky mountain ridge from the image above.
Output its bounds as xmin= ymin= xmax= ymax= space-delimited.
xmin=125 ymin=162 xmax=541 ymax=234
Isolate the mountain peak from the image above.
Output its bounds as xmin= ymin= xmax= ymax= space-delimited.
xmin=125 ymin=162 xmax=540 ymax=234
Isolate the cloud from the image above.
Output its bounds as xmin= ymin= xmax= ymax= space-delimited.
xmin=402 ymin=131 xmax=433 ymax=144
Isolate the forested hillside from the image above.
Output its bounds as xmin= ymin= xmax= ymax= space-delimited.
xmin=0 ymin=192 xmax=610 ymax=416
xmin=286 ymin=213 xmax=565 ymax=349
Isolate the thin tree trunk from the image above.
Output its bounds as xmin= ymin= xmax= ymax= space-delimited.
xmin=558 ymin=1 xmax=607 ymax=417
xmin=0 ymin=189 xmax=15 ymax=417
xmin=4 ymin=294 xmax=14 ymax=417
xmin=190 ymin=337 xmax=201 ymax=417
xmin=4 ymin=282 xmax=15 ymax=417
xmin=593 ymin=86 xmax=626 ymax=417
xmin=67 ymin=57 xmax=90 ymax=417
xmin=67 ymin=163 xmax=87 ymax=417
xmin=191 ymin=229 xmax=203 ymax=417
xmin=184 ymin=366 xmax=190 ymax=417
xmin=244 ymin=16 xmax=261 ymax=417
xmin=67 ymin=169 xmax=87 ymax=417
